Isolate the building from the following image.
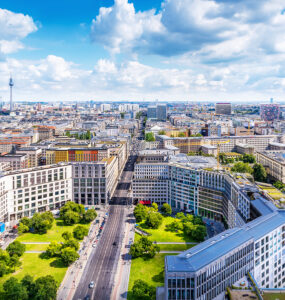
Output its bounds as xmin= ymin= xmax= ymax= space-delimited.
xmin=256 ymin=151 xmax=285 ymax=183
xmin=147 ymin=106 xmax=157 ymax=119
xmin=0 ymin=154 xmax=29 ymax=171
xmin=16 ymin=147 xmax=42 ymax=168
xmin=157 ymin=104 xmax=167 ymax=121
xmin=260 ymin=104 xmax=280 ymax=122
xmin=215 ymin=103 xmax=231 ymax=115
xmin=165 ymin=198 xmax=285 ymax=299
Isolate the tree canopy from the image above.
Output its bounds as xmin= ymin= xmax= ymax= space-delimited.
xmin=252 ymin=163 xmax=267 ymax=182
xmin=145 ymin=132 xmax=155 ymax=142
xmin=130 ymin=237 xmax=160 ymax=259
xmin=132 ymin=279 xmax=156 ymax=300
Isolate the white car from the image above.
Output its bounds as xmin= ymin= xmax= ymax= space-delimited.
xmin=89 ymin=281 xmax=95 ymax=288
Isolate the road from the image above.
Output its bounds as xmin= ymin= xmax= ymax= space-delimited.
xmin=73 ymin=152 xmax=137 ymax=300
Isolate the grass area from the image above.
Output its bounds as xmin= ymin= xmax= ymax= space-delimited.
xmin=24 ymin=244 xmax=49 ymax=252
xmin=263 ymin=293 xmax=285 ymax=300
xmin=17 ymin=219 xmax=90 ymax=243
xmin=0 ymin=253 xmax=67 ymax=287
xmin=139 ymin=216 xmax=195 ymax=243
xmin=158 ymin=244 xmax=195 ymax=251
xmin=128 ymin=253 xmax=175 ymax=300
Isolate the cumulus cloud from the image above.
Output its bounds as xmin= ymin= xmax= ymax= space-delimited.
xmin=0 ymin=8 xmax=37 ymax=56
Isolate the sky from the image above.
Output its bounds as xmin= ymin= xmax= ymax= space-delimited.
xmin=1 ymin=0 xmax=285 ymax=102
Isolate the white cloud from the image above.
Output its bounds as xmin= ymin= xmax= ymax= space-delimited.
xmin=0 ymin=8 xmax=37 ymax=56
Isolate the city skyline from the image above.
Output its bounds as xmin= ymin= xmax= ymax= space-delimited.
xmin=0 ymin=0 xmax=285 ymax=102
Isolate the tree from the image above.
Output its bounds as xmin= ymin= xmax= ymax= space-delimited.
xmin=176 ymin=212 xmax=185 ymax=219
xmin=183 ymin=222 xmax=195 ymax=237
xmin=19 ymin=217 xmax=31 ymax=228
xmin=60 ymin=202 xmax=85 ymax=216
xmin=192 ymin=225 xmax=207 ymax=242
xmin=62 ymin=231 xmax=73 ymax=241
xmin=65 ymin=131 xmax=71 ymax=137
xmin=6 ymin=241 xmax=25 ymax=257
xmin=134 ymin=204 xmax=147 ymax=222
xmin=30 ymin=212 xmax=54 ymax=234
xmin=130 ymin=237 xmax=159 ymax=259
xmin=231 ymin=162 xmax=253 ymax=174
xmin=7 ymin=255 xmax=21 ymax=271
xmin=0 ymin=261 xmax=8 ymax=277
xmin=242 ymin=154 xmax=256 ymax=163
xmin=145 ymin=212 xmax=163 ymax=229
xmin=21 ymin=275 xmax=35 ymax=299
xmin=33 ymin=275 xmax=57 ymax=300
xmin=145 ymin=132 xmax=155 ymax=142
xmin=45 ymin=242 xmax=61 ymax=258
xmin=132 ymin=279 xmax=156 ymax=300
xmin=219 ymin=153 xmax=226 ymax=164
xmin=73 ymin=225 xmax=88 ymax=240
xmin=62 ymin=210 xmax=80 ymax=226
xmin=18 ymin=223 xmax=29 ymax=235
xmin=253 ymin=163 xmax=267 ymax=182
xmin=62 ymin=238 xmax=80 ymax=251
xmin=165 ymin=220 xmax=183 ymax=232
xmin=82 ymin=209 xmax=97 ymax=224
xmin=151 ymin=203 xmax=158 ymax=212
xmin=86 ymin=130 xmax=91 ymax=140
xmin=60 ymin=247 xmax=79 ymax=266
xmin=158 ymin=130 xmax=166 ymax=135
xmin=274 ymin=181 xmax=285 ymax=190
xmin=120 ymin=112 xmax=125 ymax=119
xmin=178 ymin=132 xmax=186 ymax=137
xmin=3 ymin=277 xmax=28 ymax=300
xmin=161 ymin=203 xmax=172 ymax=216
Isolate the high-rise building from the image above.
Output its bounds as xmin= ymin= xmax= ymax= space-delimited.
xmin=147 ymin=106 xmax=157 ymax=119
xmin=157 ymin=104 xmax=167 ymax=121
xmin=9 ymin=77 xmax=14 ymax=112
xmin=215 ymin=102 xmax=231 ymax=115
xmin=260 ymin=104 xmax=280 ymax=121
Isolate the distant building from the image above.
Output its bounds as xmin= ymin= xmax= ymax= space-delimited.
xmin=260 ymin=104 xmax=280 ymax=121
xmin=215 ymin=103 xmax=231 ymax=115
xmin=157 ymin=104 xmax=167 ymax=121
xmin=147 ymin=106 xmax=157 ymax=119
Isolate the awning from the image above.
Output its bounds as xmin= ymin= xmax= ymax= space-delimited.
xmin=139 ymin=200 xmax=151 ymax=205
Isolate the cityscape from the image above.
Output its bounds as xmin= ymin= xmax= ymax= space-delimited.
xmin=1 ymin=1 xmax=285 ymax=300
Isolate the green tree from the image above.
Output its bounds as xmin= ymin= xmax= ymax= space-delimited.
xmin=175 ymin=212 xmax=185 ymax=219
xmin=253 ymin=163 xmax=267 ymax=182
xmin=161 ymin=203 xmax=172 ymax=216
xmin=30 ymin=212 xmax=54 ymax=234
xmin=120 ymin=112 xmax=125 ymax=119
xmin=165 ymin=220 xmax=183 ymax=232
xmin=219 ymin=153 xmax=226 ymax=164
xmin=192 ymin=225 xmax=207 ymax=242
xmin=130 ymin=237 xmax=159 ymax=259
xmin=274 ymin=181 xmax=285 ymax=190
xmin=178 ymin=132 xmax=186 ymax=137
xmin=145 ymin=212 xmax=163 ymax=229
xmin=3 ymin=277 xmax=28 ymax=300
xmin=6 ymin=241 xmax=25 ymax=257
xmin=183 ymin=222 xmax=195 ymax=237
xmin=0 ymin=261 xmax=8 ymax=277
xmin=231 ymin=162 xmax=253 ymax=173
xmin=158 ymin=130 xmax=166 ymax=135
xmin=18 ymin=223 xmax=29 ymax=235
xmin=132 ymin=279 xmax=156 ymax=300
xmin=19 ymin=217 xmax=31 ymax=228
xmin=60 ymin=202 xmax=85 ymax=216
xmin=134 ymin=204 xmax=147 ymax=222
xmin=82 ymin=209 xmax=97 ymax=224
xmin=242 ymin=154 xmax=256 ymax=163
xmin=151 ymin=203 xmax=158 ymax=212
xmin=33 ymin=275 xmax=57 ymax=300
xmin=73 ymin=225 xmax=88 ymax=240
xmin=21 ymin=275 xmax=35 ymax=299
xmin=62 ymin=210 xmax=80 ymax=226
xmin=145 ymin=132 xmax=155 ymax=142
xmin=62 ymin=238 xmax=80 ymax=251
xmin=60 ymin=247 xmax=79 ymax=266
xmin=7 ymin=255 xmax=21 ymax=271
xmin=62 ymin=231 xmax=73 ymax=241
xmin=45 ymin=242 xmax=61 ymax=258
xmin=65 ymin=131 xmax=71 ymax=137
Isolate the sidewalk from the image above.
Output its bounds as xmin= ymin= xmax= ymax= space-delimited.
xmin=57 ymin=207 xmax=108 ymax=300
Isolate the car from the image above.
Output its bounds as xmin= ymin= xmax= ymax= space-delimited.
xmin=92 ymin=244 xmax=96 ymax=248
xmin=113 ymin=241 xmax=117 ymax=246
xmin=89 ymin=281 xmax=95 ymax=288
xmin=84 ymin=296 xmax=90 ymax=300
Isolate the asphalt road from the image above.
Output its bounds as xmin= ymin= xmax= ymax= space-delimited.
xmin=73 ymin=153 xmax=136 ymax=300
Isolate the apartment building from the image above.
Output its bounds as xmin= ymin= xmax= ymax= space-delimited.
xmin=16 ymin=147 xmax=42 ymax=168
xmin=0 ymin=154 xmax=29 ymax=171
xmin=256 ymin=151 xmax=285 ymax=183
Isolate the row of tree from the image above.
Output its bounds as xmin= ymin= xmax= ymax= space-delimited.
xmin=60 ymin=202 xmax=97 ymax=226
xmin=219 ymin=153 xmax=256 ymax=165
xmin=134 ymin=203 xmax=164 ymax=229
xmin=65 ymin=130 xmax=92 ymax=140
xmin=166 ymin=213 xmax=207 ymax=242
xmin=1 ymin=275 xmax=57 ymax=300
xmin=231 ymin=162 xmax=267 ymax=182
xmin=0 ymin=241 xmax=26 ymax=277
xmin=18 ymin=212 xmax=54 ymax=235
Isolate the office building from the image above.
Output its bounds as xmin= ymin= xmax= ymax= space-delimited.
xmin=260 ymin=104 xmax=280 ymax=121
xmin=147 ymin=106 xmax=157 ymax=119
xmin=215 ymin=103 xmax=232 ymax=115
xmin=157 ymin=104 xmax=167 ymax=121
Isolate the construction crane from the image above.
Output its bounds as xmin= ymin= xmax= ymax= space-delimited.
xmin=172 ymin=139 xmax=230 ymax=169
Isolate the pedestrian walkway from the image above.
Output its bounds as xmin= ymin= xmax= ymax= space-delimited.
xmin=25 ymin=251 xmax=44 ymax=253
xmin=22 ymin=242 xmax=50 ymax=244
xmin=154 ymin=242 xmax=198 ymax=245
xmin=160 ymin=251 xmax=183 ymax=253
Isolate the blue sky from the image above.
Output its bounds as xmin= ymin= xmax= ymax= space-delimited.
xmin=0 ymin=0 xmax=285 ymax=102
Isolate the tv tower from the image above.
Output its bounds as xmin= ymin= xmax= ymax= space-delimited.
xmin=9 ymin=76 xmax=14 ymax=111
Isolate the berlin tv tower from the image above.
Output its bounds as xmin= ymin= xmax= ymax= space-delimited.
xmin=9 ymin=76 xmax=14 ymax=112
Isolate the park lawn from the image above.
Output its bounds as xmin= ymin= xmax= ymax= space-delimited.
xmin=263 ymin=294 xmax=285 ymax=300
xmin=24 ymin=244 xmax=49 ymax=252
xmin=139 ymin=216 xmax=196 ymax=243
xmin=158 ymin=244 xmax=195 ymax=251
xmin=0 ymin=253 xmax=67 ymax=287
xmin=17 ymin=219 xmax=90 ymax=243
xmin=128 ymin=253 xmax=175 ymax=300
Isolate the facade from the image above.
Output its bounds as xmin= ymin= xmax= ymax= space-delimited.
xmin=256 ymin=151 xmax=285 ymax=183
xmin=16 ymin=147 xmax=42 ymax=168
xmin=147 ymin=106 xmax=157 ymax=119
xmin=0 ymin=154 xmax=29 ymax=171
xmin=215 ymin=103 xmax=232 ymax=115
xmin=260 ymin=104 xmax=280 ymax=122
xmin=157 ymin=104 xmax=167 ymax=121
